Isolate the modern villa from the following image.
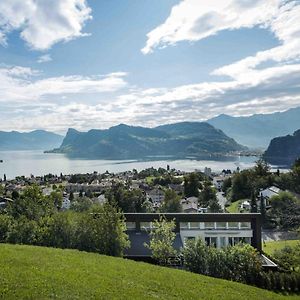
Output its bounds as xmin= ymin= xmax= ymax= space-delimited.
xmin=124 ymin=213 xmax=276 ymax=268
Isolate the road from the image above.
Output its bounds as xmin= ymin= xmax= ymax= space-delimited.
xmin=216 ymin=191 xmax=227 ymax=210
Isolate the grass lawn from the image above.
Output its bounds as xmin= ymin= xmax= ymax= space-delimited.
xmin=0 ymin=244 xmax=297 ymax=299
xmin=226 ymin=200 xmax=243 ymax=213
xmin=145 ymin=176 xmax=155 ymax=184
xmin=263 ymin=240 xmax=300 ymax=256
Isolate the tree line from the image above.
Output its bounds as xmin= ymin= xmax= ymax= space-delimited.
xmin=0 ymin=185 xmax=129 ymax=257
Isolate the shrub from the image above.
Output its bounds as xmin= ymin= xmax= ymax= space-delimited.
xmin=0 ymin=214 xmax=13 ymax=242
xmin=183 ymin=240 xmax=262 ymax=284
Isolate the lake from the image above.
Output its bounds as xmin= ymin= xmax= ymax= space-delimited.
xmin=0 ymin=150 xmax=280 ymax=180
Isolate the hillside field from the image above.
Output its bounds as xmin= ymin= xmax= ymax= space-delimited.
xmin=0 ymin=244 xmax=298 ymax=299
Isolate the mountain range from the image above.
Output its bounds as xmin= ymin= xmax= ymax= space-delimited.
xmin=207 ymin=106 xmax=300 ymax=149
xmin=0 ymin=130 xmax=63 ymax=151
xmin=263 ymin=130 xmax=300 ymax=166
xmin=48 ymin=122 xmax=244 ymax=159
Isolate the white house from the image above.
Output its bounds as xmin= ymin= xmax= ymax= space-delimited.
xmin=61 ymin=197 xmax=71 ymax=210
xmin=259 ymin=186 xmax=282 ymax=208
xmin=96 ymin=194 xmax=107 ymax=205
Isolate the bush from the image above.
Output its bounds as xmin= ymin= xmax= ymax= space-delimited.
xmin=42 ymin=212 xmax=77 ymax=249
xmin=0 ymin=214 xmax=13 ymax=242
xmin=248 ymin=270 xmax=300 ymax=294
xmin=183 ymin=240 xmax=262 ymax=284
xmin=75 ymin=203 xmax=130 ymax=256
xmin=183 ymin=239 xmax=300 ymax=294
xmin=183 ymin=239 xmax=210 ymax=275
xmin=7 ymin=216 xmax=39 ymax=245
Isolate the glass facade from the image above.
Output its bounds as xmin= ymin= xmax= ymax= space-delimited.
xmin=204 ymin=222 xmax=215 ymax=229
xmin=126 ymin=222 xmax=136 ymax=230
xmin=227 ymin=222 xmax=239 ymax=229
xmin=140 ymin=222 xmax=151 ymax=230
xmin=216 ymin=222 xmax=226 ymax=229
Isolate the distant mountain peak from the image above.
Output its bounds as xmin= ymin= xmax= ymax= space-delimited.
xmin=207 ymin=106 xmax=300 ymax=149
xmin=263 ymin=129 xmax=300 ymax=166
xmin=0 ymin=130 xmax=63 ymax=151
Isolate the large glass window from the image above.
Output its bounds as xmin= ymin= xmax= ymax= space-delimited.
xmin=219 ymin=237 xmax=226 ymax=247
xmin=228 ymin=237 xmax=234 ymax=246
xmin=204 ymin=222 xmax=215 ymax=229
xmin=216 ymin=222 xmax=226 ymax=229
xmin=180 ymin=222 xmax=189 ymax=229
xmin=190 ymin=222 xmax=200 ymax=229
xmin=210 ymin=237 xmax=217 ymax=247
xmin=240 ymin=222 xmax=251 ymax=229
xmin=228 ymin=222 xmax=238 ymax=229
xmin=140 ymin=222 xmax=151 ymax=230
xmin=126 ymin=222 xmax=136 ymax=230
xmin=205 ymin=237 xmax=217 ymax=247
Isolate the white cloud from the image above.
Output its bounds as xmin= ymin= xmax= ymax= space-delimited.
xmin=0 ymin=66 xmax=128 ymax=103
xmin=37 ymin=54 xmax=52 ymax=63
xmin=213 ymin=1 xmax=300 ymax=79
xmin=0 ymin=0 xmax=92 ymax=50
xmin=142 ymin=0 xmax=280 ymax=54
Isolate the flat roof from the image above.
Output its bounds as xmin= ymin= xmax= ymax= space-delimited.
xmin=124 ymin=213 xmax=261 ymax=223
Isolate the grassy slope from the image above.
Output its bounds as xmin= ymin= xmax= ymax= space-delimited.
xmin=263 ymin=240 xmax=300 ymax=255
xmin=0 ymin=244 xmax=296 ymax=300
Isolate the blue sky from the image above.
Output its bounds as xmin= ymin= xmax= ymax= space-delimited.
xmin=0 ymin=0 xmax=299 ymax=133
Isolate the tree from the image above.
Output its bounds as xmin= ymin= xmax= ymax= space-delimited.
xmin=160 ymin=189 xmax=182 ymax=213
xmin=254 ymin=159 xmax=270 ymax=177
xmin=11 ymin=190 xmax=19 ymax=200
xmin=76 ymin=203 xmax=130 ymax=256
xmin=199 ymin=182 xmax=217 ymax=208
xmin=291 ymin=158 xmax=300 ymax=193
xmin=144 ymin=216 xmax=177 ymax=265
xmin=184 ymin=173 xmax=200 ymax=197
xmin=70 ymin=197 xmax=93 ymax=212
xmin=41 ymin=212 xmax=77 ymax=249
xmin=273 ymin=243 xmax=300 ymax=272
xmin=69 ymin=191 xmax=74 ymax=201
xmin=259 ymin=192 xmax=266 ymax=222
xmin=49 ymin=191 xmax=63 ymax=210
xmin=7 ymin=185 xmax=54 ymax=221
xmin=250 ymin=190 xmax=257 ymax=213
xmin=231 ymin=171 xmax=252 ymax=201
xmin=222 ymin=177 xmax=232 ymax=194
xmin=0 ymin=214 xmax=13 ymax=242
xmin=208 ymin=197 xmax=222 ymax=212
xmin=106 ymin=184 xmax=147 ymax=212
xmin=0 ymin=184 xmax=4 ymax=196
xmin=268 ymin=191 xmax=300 ymax=230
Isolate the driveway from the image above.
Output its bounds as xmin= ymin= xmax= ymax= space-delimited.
xmin=216 ymin=191 xmax=227 ymax=210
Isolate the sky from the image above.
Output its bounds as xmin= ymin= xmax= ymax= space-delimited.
xmin=0 ymin=0 xmax=300 ymax=134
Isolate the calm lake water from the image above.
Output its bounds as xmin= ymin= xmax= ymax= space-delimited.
xmin=0 ymin=150 xmax=280 ymax=180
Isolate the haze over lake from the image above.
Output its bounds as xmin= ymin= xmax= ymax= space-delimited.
xmin=0 ymin=150 xmax=267 ymax=180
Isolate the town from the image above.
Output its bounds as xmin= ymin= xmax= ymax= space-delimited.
xmin=0 ymin=165 xmax=279 ymax=215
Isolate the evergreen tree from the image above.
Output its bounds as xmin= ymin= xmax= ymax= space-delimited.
xmin=184 ymin=173 xmax=200 ymax=197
